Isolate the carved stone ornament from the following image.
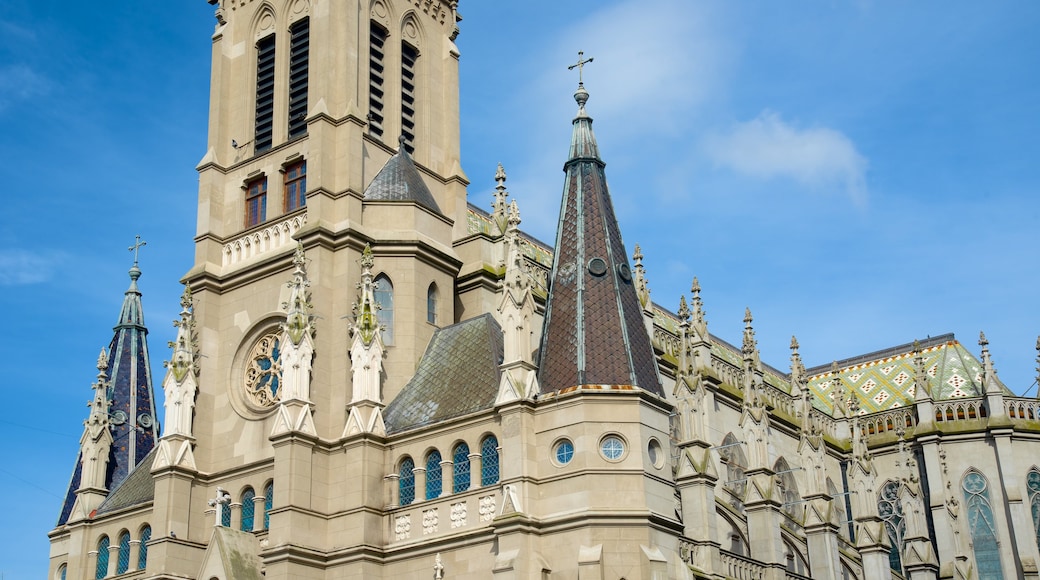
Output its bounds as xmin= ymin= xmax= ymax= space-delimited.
xmin=245 ymin=332 xmax=282 ymax=407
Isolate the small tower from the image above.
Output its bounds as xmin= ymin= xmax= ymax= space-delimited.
xmin=154 ymin=283 xmax=201 ymax=471
xmin=271 ymin=242 xmax=318 ymax=437
xmin=344 ymin=244 xmax=388 ymax=437
xmin=495 ymin=199 xmax=539 ymax=404
xmin=67 ymin=350 xmax=115 ymax=523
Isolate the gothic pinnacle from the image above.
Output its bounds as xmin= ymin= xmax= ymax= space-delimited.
xmin=741 ymin=308 xmax=756 ymax=359
xmin=492 ymin=163 xmax=509 ymax=235
xmin=677 ymin=295 xmax=690 ymax=324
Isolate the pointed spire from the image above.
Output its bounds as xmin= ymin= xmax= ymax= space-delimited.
xmin=979 ymin=331 xmax=1003 ymax=395
xmin=345 ymin=243 xmax=387 ymax=436
xmin=912 ymin=340 xmax=932 ymax=402
xmin=352 ymin=244 xmax=382 ymax=347
xmin=282 ymin=242 xmax=313 ymax=346
xmin=677 ymin=295 xmax=692 ymax=376
xmin=491 ymin=163 xmax=510 ymax=235
xmin=633 ymin=244 xmax=651 ymax=308
xmin=537 ymin=74 xmax=661 ymax=396
xmin=830 ymin=361 xmax=847 ymax=418
xmin=1035 ymin=335 xmax=1040 ymax=399
xmin=496 ymin=200 xmax=539 ymax=405
xmin=741 ymin=308 xmax=758 ymax=364
xmin=161 ymin=284 xmax=200 ymax=439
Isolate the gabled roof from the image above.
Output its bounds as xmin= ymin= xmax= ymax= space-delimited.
xmin=363 ymin=146 xmax=441 ymax=213
xmin=536 ymin=85 xmax=662 ymax=396
xmin=196 ymin=526 xmax=264 ymax=580
xmin=384 ymin=314 xmax=502 ymax=433
xmin=96 ymin=447 xmax=156 ymax=516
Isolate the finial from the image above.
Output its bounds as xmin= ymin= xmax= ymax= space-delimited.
xmin=1034 ymin=335 xmax=1040 ymax=394
xmin=128 ymin=235 xmax=147 ymax=268
xmin=831 ymin=361 xmax=839 ymax=375
xmin=96 ymin=348 xmax=109 ymax=375
xmin=677 ymin=295 xmax=690 ymax=323
xmin=633 ymin=244 xmax=643 ymax=266
xmin=912 ymin=339 xmax=921 ymax=354
xmin=979 ymin=331 xmax=988 ymax=348
xmin=360 ymin=243 xmax=375 ymax=271
xmin=790 ymin=336 xmax=800 ymax=352
xmin=741 ymin=308 xmax=757 ymax=360
xmin=507 ymin=200 xmax=521 ymax=232
xmin=568 ymin=51 xmax=593 ymax=110
xmin=398 ymin=133 xmax=407 ymax=150
xmin=495 ymin=163 xmax=506 ymax=187
xmin=492 ymin=164 xmax=510 ymax=235
xmin=282 ymin=241 xmax=313 ymax=346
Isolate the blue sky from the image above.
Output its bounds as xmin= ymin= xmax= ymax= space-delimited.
xmin=1 ymin=1 xmax=1038 ymax=577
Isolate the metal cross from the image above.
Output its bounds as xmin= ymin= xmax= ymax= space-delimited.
xmin=128 ymin=235 xmax=147 ymax=266
xmin=568 ymin=51 xmax=594 ymax=85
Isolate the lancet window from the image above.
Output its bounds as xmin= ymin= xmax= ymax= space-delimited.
xmin=368 ymin=22 xmax=387 ymax=139
xmin=1028 ymin=468 xmax=1040 ymax=554
xmin=453 ymin=442 xmax=470 ymax=493
xmin=963 ymin=471 xmax=1005 ymax=579
xmin=400 ymin=41 xmax=418 ymax=153
xmin=399 ymin=457 xmax=416 ymax=506
xmin=116 ymin=530 xmax=131 ymax=574
xmin=95 ymin=536 xmax=110 ymax=580
xmin=374 ymin=275 xmax=394 ymax=344
xmin=427 ymin=283 xmax=438 ymax=324
xmin=138 ymin=525 xmax=151 ymax=569
xmin=877 ymin=481 xmax=905 ymax=574
xmin=263 ymin=481 xmax=274 ymax=530
xmin=426 ymin=449 xmax=443 ymax=500
xmin=254 ymin=34 xmax=276 ymax=152
xmin=481 ymin=435 xmax=500 ymax=485
xmin=241 ymin=487 xmax=256 ymax=531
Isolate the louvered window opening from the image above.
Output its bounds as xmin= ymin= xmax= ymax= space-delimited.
xmin=95 ymin=536 xmax=110 ymax=580
xmin=241 ymin=488 xmax=256 ymax=531
xmin=264 ymin=482 xmax=274 ymax=529
xmin=400 ymin=43 xmax=418 ymax=153
xmin=287 ymin=19 xmax=309 ymax=140
xmin=255 ymin=35 xmax=276 ymax=152
xmin=481 ymin=436 xmax=500 ymax=486
xmin=284 ymin=160 xmax=307 ymax=211
xmin=453 ymin=443 xmax=470 ymax=493
xmin=426 ymin=450 xmax=442 ymax=500
xmin=138 ymin=526 xmax=151 ymax=569
xmin=116 ymin=531 xmax=131 ymax=574
xmin=368 ymin=24 xmax=387 ymax=139
xmin=399 ymin=457 xmax=416 ymax=506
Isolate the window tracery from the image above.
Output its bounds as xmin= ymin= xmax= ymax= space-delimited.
xmin=245 ymin=332 xmax=282 ymax=407
xmin=878 ymin=481 xmax=905 ymax=574
xmin=963 ymin=471 xmax=1004 ymax=579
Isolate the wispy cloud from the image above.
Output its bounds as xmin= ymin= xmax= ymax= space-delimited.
xmin=0 ymin=249 xmax=63 ymax=285
xmin=0 ymin=64 xmax=50 ymax=111
xmin=703 ymin=110 xmax=868 ymax=204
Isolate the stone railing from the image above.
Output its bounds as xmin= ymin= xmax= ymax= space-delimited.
xmin=933 ymin=397 xmax=987 ymax=423
xmin=711 ymin=357 xmax=743 ymax=390
xmin=859 ymin=407 xmax=916 ymax=436
xmin=1005 ymin=397 xmax=1040 ymax=421
xmin=222 ymin=213 xmax=307 ymax=268
xmin=387 ymin=487 xmax=499 ymax=545
xmin=720 ymin=550 xmax=766 ymax=579
xmin=653 ymin=327 xmax=681 ymax=359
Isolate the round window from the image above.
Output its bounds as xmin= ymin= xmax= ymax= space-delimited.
xmin=647 ymin=438 xmax=664 ymax=469
xmin=600 ymin=435 xmax=625 ymax=461
xmin=244 ymin=331 xmax=282 ymax=408
xmin=554 ymin=439 xmax=575 ymax=465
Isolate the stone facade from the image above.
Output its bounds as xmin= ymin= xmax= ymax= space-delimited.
xmin=49 ymin=2 xmax=1040 ymax=580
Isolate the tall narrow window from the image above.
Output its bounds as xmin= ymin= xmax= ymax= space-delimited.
xmin=368 ymin=23 xmax=387 ymax=139
xmin=774 ymin=457 xmax=800 ymax=519
xmin=426 ymin=450 xmax=442 ymax=500
xmin=400 ymin=42 xmax=418 ymax=153
xmin=246 ymin=176 xmax=268 ymax=227
xmin=221 ymin=501 xmax=231 ymax=527
xmin=263 ymin=481 xmax=274 ymax=530
xmin=255 ymin=34 xmax=276 ymax=152
xmin=374 ymin=275 xmax=394 ymax=345
xmin=95 ymin=536 xmax=110 ymax=580
xmin=1028 ymin=469 xmax=1040 ymax=554
xmin=963 ymin=471 xmax=1005 ymax=579
xmin=287 ymin=18 xmax=309 ymax=139
xmin=399 ymin=457 xmax=416 ymax=506
xmin=427 ymin=283 xmax=438 ymax=324
xmin=138 ymin=525 xmax=151 ymax=570
xmin=878 ymin=481 xmax=905 ymax=574
xmin=453 ymin=442 xmax=470 ymax=493
xmin=58 ymin=564 xmax=67 ymax=580
xmin=284 ymin=160 xmax=307 ymax=211
xmin=116 ymin=530 xmax=131 ymax=574
xmin=241 ymin=488 xmax=256 ymax=531
xmin=481 ymin=435 xmax=500 ymax=486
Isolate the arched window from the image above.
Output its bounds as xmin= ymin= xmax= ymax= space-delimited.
xmin=138 ymin=525 xmax=151 ymax=570
xmin=426 ymin=450 xmax=442 ymax=500
xmin=774 ymin=457 xmax=800 ymax=519
xmin=963 ymin=471 xmax=1005 ymax=579
xmin=399 ymin=457 xmax=416 ymax=506
xmin=263 ymin=481 xmax=274 ymax=530
xmin=878 ymin=481 xmax=905 ymax=574
xmin=1028 ymin=469 xmax=1040 ymax=554
xmin=427 ymin=283 xmax=438 ymax=325
xmin=783 ymin=539 xmax=809 ymax=575
xmin=453 ymin=442 xmax=470 ymax=493
xmin=719 ymin=433 xmax=747 ymax=508
xmin=58 ymin=563 xmax=67 ymax=580
xmin=374 ymin=275 xmax=394 ymax=345
xmin=481 ymin=435 xmax=500 ymax=485
xmin=241 ymin=487 xmax=256 ymax=531
xmin=116 ymin=530 xmax=131 ymax=574
xmin=95 ymin=536 xmax=110 ymax=580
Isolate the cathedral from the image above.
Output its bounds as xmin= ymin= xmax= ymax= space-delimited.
xmin=48 ymin=1 xmax=1040 ymax=579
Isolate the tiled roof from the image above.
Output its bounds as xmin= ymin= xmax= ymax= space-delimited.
xmin=363 ymin=147 xmax=441 ymax=213
xmin=384 ymin=314 xmax=503 ymax=433
xmin=96 ymin=447 xmax=156 ymax=516
xmin=537 ymin=87 xmax=662 ymax=397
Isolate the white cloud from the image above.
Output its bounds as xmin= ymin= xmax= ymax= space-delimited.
xmin=0 ymin=249 xmax=62 ymax=285
xmin=704 ymin=110 xmax=868 ymax=203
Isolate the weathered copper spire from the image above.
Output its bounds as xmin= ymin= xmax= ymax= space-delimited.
xmin=537 ymin=67 xmax=662 ymax=396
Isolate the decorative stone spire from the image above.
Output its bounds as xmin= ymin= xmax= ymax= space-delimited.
xmin=896 ymin=427 xmax=939 ymax=571
xmin=912 ymin=340 xmax=931 ymax=402
xmin=271 ymin=243 xmax=317 ymax=437
xmin=677 ymin=295 xmax=692 ymax=376
xmin=69 ymin=349 xmax=115 ymax=521
xmin=344 ymin=244 xmax=387 ymax=436
xmin=536 ymin=71 xmax=661 ymax=396
xmin=789 ymin=336 xmax=805 ymax=401
xmin=496 ymin=201 xmax=539 ymax=405
xmin=491 ymin=163 xmax=510 ymax=236
xmin=154 ymin=283 xmax=202 ymax=471
xmin=741 ymin=308 xmax=759 ymax=367
xmin=978 ymin=331 xmax=1002 ymax=395
xmin=1035 ymin=336 xmax=1040 ymax=400
xmin=830 ymin=362 xmax=847 ymax=419
xmin=633 ymin=244 xmax=650 ymax=308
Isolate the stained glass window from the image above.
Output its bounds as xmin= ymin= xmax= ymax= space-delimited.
xmin=138 ymin=526 xmax=151 ymax=570
xmin=963 ymin=471 xmax=1005 ymax=579
xmin=481 ymin=435 xmax=500 ymax=485
xmin=95 ymin=536 xmax=110 ymax=580
xmin=241 ymin=488 xmax=256 ymax=531
xmin=601 ymin=435 xmax=625 ymax=460
xmin=374 ymin=275 xmax=394 ymax=345
xmin=116 ymin=530 xmax=131 ymax=573
xmin=1028 ymin=469 xmax=1040 ymax=555
xmin=554 ymin=439 xmax=574 ymax=465
xmin=426 ymin=450 xmax=443 ymax=500
xmin=264 ymin=481 xmax=274 ymax=530
xmin=453 ymin=443 xmax=470 ymax=493
xmin=399 ymin=457 xmax=416 ymax=506
xmin=878 ymin=481 xmax=905 ymax=574
xmin=427 ymin=283 xmax=438 ymax=324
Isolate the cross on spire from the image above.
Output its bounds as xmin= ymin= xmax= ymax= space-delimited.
xmin=568 ymin=50 xmax=594 ymax=87
xmin=128 ymin=235 xmax=147 ymax=267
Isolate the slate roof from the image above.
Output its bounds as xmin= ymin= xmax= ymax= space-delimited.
xmin=536 ymin=85 xmax=662 ymax=396
xmin=384 ymin=314 xmax=503 ymax=433
xmin=96 ymin=447 xmax=156 ymax=516
xmin=363 ymin=146 xmax=441 ymax=213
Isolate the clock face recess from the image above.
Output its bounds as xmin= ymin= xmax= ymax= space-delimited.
xmin=244 ymin=332 xmax=282 ymax=408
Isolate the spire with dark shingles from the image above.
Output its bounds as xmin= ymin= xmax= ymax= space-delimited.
xmin=536 ymin=80 xmax=662 ymax=396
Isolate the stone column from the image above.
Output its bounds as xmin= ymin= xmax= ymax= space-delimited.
xmin=386 ymin=473 xmax=400 ymax=508
xmin=440 ymin=459 xmax=453 ymax=496
xmin=107 ymin=543 xmax=119 ymax=577
xmin=675 ymin=441 xmax=721 ymax=576
xmin=414 ymin=467 xmax=427 ymax=501
xmin=469 ymin=452 xmax=482 ymax=490
xmin=743 ymin=468 xmax=787 ymax=580
xmin=803 ymin=494 xmax=842 ymax=579
xmin=252 ymin=495 xmax=266 ymax=532
xmin=230 ymin=502 xmax=242 ymax=530
xmin=129 ymin=539 xmax=141 ymax=570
